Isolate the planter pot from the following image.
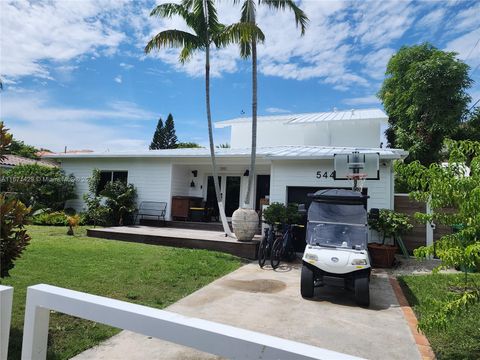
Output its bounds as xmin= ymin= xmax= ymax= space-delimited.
xmin=232 ymin=208 xmax=259 ymax=242
xmin=368 ymin=243 xmax=398 ymax=268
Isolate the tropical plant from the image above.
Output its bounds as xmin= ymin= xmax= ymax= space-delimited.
xmin=177 ymin=142 xmax=202 ymax=148
xmin=236 ymin=0 xmax=308 ymax=206
xmin=8 ymin=138 xmax=40 ymax=159
xmin=398 ymin=139 xmax=480 ymax=330
xmin=100 ymin=180 xmax=137 ymax=226
xmin=0 ymin=122 xmax=31 ymax=278
xmin=378 ymin=43 xmax=472 ymax=165
xmin=3 ymin=164 xmax=76 ymax=210
xmin=66 ymin=214 xmax=81 ymax=236
xmin=216 ymin=142 xmax=230 ymax=148
xmin=83 ymin=169 xmax=110 ymax=227
xmin=32 ymin=210 xmax=68 ymax=226
xmin=368 ymin=209 xmax=412 ymax=245
xmin=145 ymin=0 xmax=264 ymax=236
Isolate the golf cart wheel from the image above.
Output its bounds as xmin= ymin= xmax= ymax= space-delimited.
xmin=258 ymin=240 xmax=267 ymax=268
xmin=301 ymin=265 xmax=314 ymax=298
xmin=354 ymin=275 xmax=370 ymax=307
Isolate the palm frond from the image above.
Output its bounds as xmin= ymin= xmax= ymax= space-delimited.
xmin=150 ymin=3 xmax=189 ymax=19
xmin=240 ymin=0 xmax=256 ymax=23
xmin=260 ymin=0 xmax=308 ymax=35
xmin=145 ymin=30 xmax=201 ymax=55
xmin=215 ymin=22 xmax=265 ymax=51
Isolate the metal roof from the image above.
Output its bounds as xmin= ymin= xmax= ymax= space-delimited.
xmin=215 ymin=108 xmax=387 ymax=128
xmin=44 ymin=145 xmax=407 ymax=160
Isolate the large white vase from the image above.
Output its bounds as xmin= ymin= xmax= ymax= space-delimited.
xmin=232 ymin=208 xmax=259 ymax=242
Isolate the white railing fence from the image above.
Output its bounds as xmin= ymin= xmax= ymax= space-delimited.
xmin=0 ymin=285 xmax=14 ymax=360
xmin=21 ymin=284 xmax=364 ymax=360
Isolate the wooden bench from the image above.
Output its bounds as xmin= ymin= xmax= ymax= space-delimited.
xmin=134 ymin=201 xmax=167 ymax=225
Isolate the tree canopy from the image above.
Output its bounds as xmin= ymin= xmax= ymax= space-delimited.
xmin=149 ymin=114 xmax=178 ymax=150
xmin=378 ymin=43 xmax=472 ymax=165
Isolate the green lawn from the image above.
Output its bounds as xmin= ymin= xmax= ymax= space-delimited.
xmin=399 ymin=273 xmax=480 ymax=360
xmin=1 ymin=226 xmax=242 ymax=360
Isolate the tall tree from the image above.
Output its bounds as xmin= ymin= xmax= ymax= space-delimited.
xmin=149 ymin=118 xmax=165 ymax=150
xmin=145 ymin=0 xmax=264 ymax=236
xmin=378 ymin=43 xmax=472 ymax=165
xmin=164 ymin=113 xmax=178 ymax=148
xmin=236 ymin=0 xmax=308 ymax=206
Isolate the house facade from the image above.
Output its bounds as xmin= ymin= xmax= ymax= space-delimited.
xmin=45 ymin=108 xmax=406 ymax=220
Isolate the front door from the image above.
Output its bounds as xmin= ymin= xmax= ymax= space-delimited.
xmin=206 ymin=175 xmax=241 ymax=218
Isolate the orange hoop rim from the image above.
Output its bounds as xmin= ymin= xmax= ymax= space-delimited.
xmin=346 ymin=173 xmax=368 ymax=180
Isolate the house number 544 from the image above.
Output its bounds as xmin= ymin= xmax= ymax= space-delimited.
xmin=316 ymin=171 xmax=335 ymax=179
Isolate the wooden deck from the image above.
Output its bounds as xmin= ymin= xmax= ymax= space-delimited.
xmin=87 ymin=226 xmax=260 ymax=259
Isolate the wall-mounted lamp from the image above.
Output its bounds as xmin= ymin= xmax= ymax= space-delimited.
xmin=243 ymin=169 xmax=250 ymax=176
xmin=190 ymin=180 xmax=196 ymax=188
xmin=191 ymin=170 xmax=198 ymax=177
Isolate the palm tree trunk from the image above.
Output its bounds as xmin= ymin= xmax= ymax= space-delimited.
xmin=244 ymin=39 xmax=257 ymax=207
xmin=204 ymin=3 xmax=232 ymax=237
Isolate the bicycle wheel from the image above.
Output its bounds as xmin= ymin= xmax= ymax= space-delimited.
xmin=270 ymin=237 xmax=283 ymax=269
xmin=258 ymin=239 xmax=267 ymax=268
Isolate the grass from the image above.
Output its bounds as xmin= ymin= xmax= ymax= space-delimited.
xmin=399 ymin=273 xmax=480 ymax=360
xmin=1 ymin=226 xmax=243 ymax=360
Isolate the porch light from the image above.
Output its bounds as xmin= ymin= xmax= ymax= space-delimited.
xmin=191 ymin=170 xmax=198 ymax=177
xmin=243 ymin=169 xmax=249 ymax=176
xmin=190 ymin=180 xmax=195 ymax=188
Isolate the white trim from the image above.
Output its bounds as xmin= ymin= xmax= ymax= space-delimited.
xmin=0 ymin=285 xmax=13 ymax=360
xmin=21 ymin=284 xmax=363 ymax=360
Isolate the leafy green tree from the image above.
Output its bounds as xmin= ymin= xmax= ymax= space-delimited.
xmin=101 ymin=181 xmax=137 ymax=226
xmin=150 ymin=118 xmax=165 ymax=150
xmin=398 ymin=140 xmax=480 ymax=329
xmin=378 ymin=43 xmax=472 ymax=165
xmin=0 ymin=121 xmax=31 ymax=278
xmin=452 ymin=107 xmax=480 ymax=142
xmin=8 ymin=139 xmax=40 ymax=159
xmin=145 ymin=0 xmax=264 ymax=236
xmin=236 ymin=0 xmax=308 ymax=206
xmin=177 ymin=142 xmax=202 ymax=148
xmin=164 ymin=113 xmax=178 ymax=149
xmin=4 ymin=164 xmax=76 ymax=210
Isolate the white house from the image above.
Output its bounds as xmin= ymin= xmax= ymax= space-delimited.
xmin=45 ymin=108 xmax=406 ymax=220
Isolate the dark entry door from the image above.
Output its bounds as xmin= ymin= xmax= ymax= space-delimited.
xmin=225 ymin=176 xmax=241 ymax=217
xmin=255 ymin=175 xmax=270 ymax=211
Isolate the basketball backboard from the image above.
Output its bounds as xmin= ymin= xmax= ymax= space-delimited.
xmin=333 ymin=152 xmax=380 ymax=180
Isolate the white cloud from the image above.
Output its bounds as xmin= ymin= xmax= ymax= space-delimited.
xmin=416 ymin=8 xmax=446 ymax=30
xmin=0 ymin=0 xmax=128 ymax=80
xmin=361 ymin=48 xmax=395 ymax=80
xmin=120 ymin=62 xmax=134 ymax=70
xmin=265 ymin=107 xmax=291 ymax=114
xmin=114 ymin=75 xmax=123 ymax=83
xmin=1 ymin=92 xmax=155 ymax=151
xmin=342 ymin=95 xmax=380 ymax=106
xmin=446 ymin=27 xmax=480 ymax=73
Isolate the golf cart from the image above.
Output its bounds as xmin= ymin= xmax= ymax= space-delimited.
xmin=300 ymin=151 xmax=380 ymax=307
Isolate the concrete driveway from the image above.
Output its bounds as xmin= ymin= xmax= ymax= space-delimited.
xmin=73 ymin=262 xmax=420 ymax=360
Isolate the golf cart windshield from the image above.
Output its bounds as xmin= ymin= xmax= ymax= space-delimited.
xmin=306 ymin=201 xmax=367 ymax=250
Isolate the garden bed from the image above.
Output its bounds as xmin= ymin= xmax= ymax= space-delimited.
xmin=1 ymin=226 xmax=242 ymax=359
xmin=399 ymin=273 xmax=480 ymax=360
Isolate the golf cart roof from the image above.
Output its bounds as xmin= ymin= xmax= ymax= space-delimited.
xmin=308 ymin=189 xmax=369 ymax=205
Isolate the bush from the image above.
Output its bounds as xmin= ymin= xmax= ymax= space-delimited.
xmin=263 ymin=202 xmax=301 ymax=227
xmin=100 ymin=181 xmax=137 ymax=226
xmin=368 ymin=209 xmax=412 ymax=245
xmin=32 ymin=211 xmax=68 ymax=226
xmin=3 ymin=164 xmax=76 ymax=210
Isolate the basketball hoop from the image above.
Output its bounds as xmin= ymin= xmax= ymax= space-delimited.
xmin=346 ymin=173 xmax=368 ymax=192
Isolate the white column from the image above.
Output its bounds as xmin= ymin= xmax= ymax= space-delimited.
xmin=21 ymin=288 xmax=50 ymax=360
xmin=0 ymin=285 xmax=13 ymax=360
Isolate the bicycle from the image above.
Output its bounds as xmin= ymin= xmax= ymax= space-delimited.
xmin=270 ymin=223 xmax=304 ymax=269
xmin=258 ymin=224 xmax=278 ymax=268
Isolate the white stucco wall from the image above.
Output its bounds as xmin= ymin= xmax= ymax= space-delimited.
xmin=60 ymin=158 xmax=173 ymax=218
xmin=230 ymin=121 xmax=383 ymax=148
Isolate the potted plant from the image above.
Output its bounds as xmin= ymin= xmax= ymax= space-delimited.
xmin=368 ymin=209 xmax=412 ymax=268
xmin=263 ymin=203 xmax=301 ymax=229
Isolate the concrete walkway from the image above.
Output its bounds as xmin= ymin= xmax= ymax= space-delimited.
xmin=73 ymin=263 xmax=420 ymax=360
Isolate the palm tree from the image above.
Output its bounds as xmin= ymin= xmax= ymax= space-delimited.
xmin=145 ymin=0 xmax=264 ymax=236
xmin=237 ymin=0 xmax=308 ymax=207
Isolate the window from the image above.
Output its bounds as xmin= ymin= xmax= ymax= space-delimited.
xmin=97 ymin=171 xmax=128 ymax=194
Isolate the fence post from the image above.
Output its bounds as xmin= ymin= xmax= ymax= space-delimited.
xmin=0 ymin=285 xmax=13 ymax=360
xmin=21 ymin=287 xmax=50 ymax=360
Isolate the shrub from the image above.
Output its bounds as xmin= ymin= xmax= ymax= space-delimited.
xmin=3 ymin=164 xmax=76 ymax=210
xmin=101 ymin=181 xmax=137 ymax=226
xmin=263 ymin=202 xmax=301 ymax=227
xmin=368 ymin=209 xmax=412 ymax=245
xmin=66 ymin=214 xmax=81 ymax=235
xmin=83 ymin=170 xmax=111 ymax=227
xmin=32 ymin=211 xmax=68 ymax=226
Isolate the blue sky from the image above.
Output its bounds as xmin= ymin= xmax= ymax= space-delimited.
xmin=1 ymin=0 xmax=479 ymax=152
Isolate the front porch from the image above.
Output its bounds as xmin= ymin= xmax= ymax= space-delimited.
xmin=87 ymin=225 xmax=260 ymax=259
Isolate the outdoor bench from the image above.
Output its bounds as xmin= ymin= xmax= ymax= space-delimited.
xmin=134 ymin=201 xmax=167 ymax=225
